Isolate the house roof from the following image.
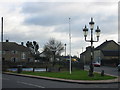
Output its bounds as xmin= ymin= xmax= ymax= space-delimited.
xmin=80 ymin=46 xmax=92 ymax=55
xmin=80 ymin=51 xmax=86 ymax=55
xmin=95 ymin=40 xmax=119 ymax=50
xmin=39 ymin=51 xmax=46 ymax=57
xmin=1 ymin=42 xmax=31 ymax=52
xmin=102 ymin=50 xmax=119 ymax=56
xmin=80 ymin=40 xmax=119 ymax=55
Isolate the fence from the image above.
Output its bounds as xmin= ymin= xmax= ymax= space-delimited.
xmin=2 ymin=61 xmax=84 ymax=71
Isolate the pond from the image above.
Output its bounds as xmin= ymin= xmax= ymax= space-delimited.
xmin=7 ymin=68 xmax=46 ymax=72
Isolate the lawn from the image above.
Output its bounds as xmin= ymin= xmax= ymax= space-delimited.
xmin=14 ymin=70 xmax=117 ymax=80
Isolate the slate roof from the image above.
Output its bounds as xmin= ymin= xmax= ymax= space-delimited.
xmin=95 ymin=40 xmax=119 ymax=50
xmin=80 ymin=51 xmax=86 ymax=55
xmin=80 ymin=40 xmax=119 ymax=55
xmin=102 ymin=50 xmax=120 ymax=56
xmin=39 ymin=51 xmax=46 ymax=57
xmin=1 ymin=42 xmax=31 ymax=52
xmin=80 ymin=46 xmax=92 ymax=55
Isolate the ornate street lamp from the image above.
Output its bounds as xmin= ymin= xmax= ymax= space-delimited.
xmin=95 ymin=26 xmax=101 ymax=38
xmin=83 ymin=25 xmax=88 ymax=38
xmin=83 ymin=17 xmax=101 ymax=76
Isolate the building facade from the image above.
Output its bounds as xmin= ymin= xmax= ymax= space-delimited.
xmin=80 ymin=40 xmax=119 ymax=66
xmin=1 ymin=40 xmax=34 ymax=63
xmin=80 ymin=46 xmax=92 ymax=64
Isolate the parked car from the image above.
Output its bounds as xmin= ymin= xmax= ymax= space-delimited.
xmin=92 ymin=62 xmax=101 ymax=67
xmin=117 ymin=64 xmax=120 ymax=71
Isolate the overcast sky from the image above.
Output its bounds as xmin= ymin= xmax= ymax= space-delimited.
xmin=0 ymin=0 xmax=118 ymax=56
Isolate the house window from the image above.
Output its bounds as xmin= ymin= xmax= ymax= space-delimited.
xmin=28 ymin=52 xmax=31 ymax=54
xmin=1 ymin=51 xmax=5 ymax=54
xmin=11 ymin=50 xmax=17 ymax=54
xmin=28 ymin=58 xmax=30 ymax=62
xmin=2 ymin=58 xmax=5 ymax=61
xmin=21 ymin=52 xmax=26 ymax=59
xmin=0 ymin=51 xmax=2 ymax=54
xmin=0 ymin=51 xmax=5 ymax=54
xmin=28 ymin=58 xmax=33 ymax=62
xmin=11 ymin=57 xmax=17 ymax=62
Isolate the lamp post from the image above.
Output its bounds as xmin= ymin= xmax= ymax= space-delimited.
xmin=64 ymin=44 xmax=66 ymax=57
xmin=83 ymin=17 xmax=101 ymax=76
xmin=52 ymin=50 xmax=56 ymax=67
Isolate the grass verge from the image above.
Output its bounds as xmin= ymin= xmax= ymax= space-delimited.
xmin=11 ymin=70 xmax=117 ymax=80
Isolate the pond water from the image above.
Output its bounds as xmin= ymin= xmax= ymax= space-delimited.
xmin=7 ymin=68 xmax=46 ymax=72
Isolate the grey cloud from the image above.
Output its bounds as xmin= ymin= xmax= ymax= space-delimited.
xmin=53 ymin=14 xmax=117 ymax=39
xmin=21 ymin=2 xmax=87 ymax=26
xmin=21 ymin=2 xmax=75 ymax=14
xmin=24 ymin=15 xmax=68 ymax=26
xmin=21 ymin=2 xmax=52 ymax=14
xmin=23 ymin=13 xmax=82 ymax=27
xmin=94 ymin=15 xmax=118 ymax=34
xmin=21 ymin=2 xmax=117 ymax=28
xmin=91 ymin=2 xmax=117 ymax=6
xmin=54 ymin=23 xmax=83 ymax=38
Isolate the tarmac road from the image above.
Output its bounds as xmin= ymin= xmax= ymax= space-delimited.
xmin=84 ymin=65 xmax=119 ymax=76
xmin=2 ymin=74 xmax=119 ymax=88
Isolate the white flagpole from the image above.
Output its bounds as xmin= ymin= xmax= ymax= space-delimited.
xmin=69 ymin=18 xmax=72 ymax=74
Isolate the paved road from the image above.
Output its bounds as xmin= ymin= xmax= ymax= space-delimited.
xmin=84 ymin=65 xmax=119 ymax=76
xmin=2 ymin=74 xmax=119 ymax=88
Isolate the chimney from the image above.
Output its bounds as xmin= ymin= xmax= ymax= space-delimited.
xmin=86 ymin=46 xmax=91 ymax=51
xmin=6 ymin=39 xmax=9 ymax=42
xmin=21 ymin=42 xmax=24 ymax=46
xmin=86 ymin=46 xmax=94 ymax=51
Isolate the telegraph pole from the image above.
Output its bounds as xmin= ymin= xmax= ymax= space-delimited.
xmin=1 ymin=17 xmax=3 ymax=42
xmin=0 ymin=17 xmax=3 ymax=90
xmin=69 ymin=18 xmax=72 ymax=74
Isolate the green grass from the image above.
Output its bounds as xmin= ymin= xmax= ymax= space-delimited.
xmin=12 ymin=70 xmax=117 ymax=80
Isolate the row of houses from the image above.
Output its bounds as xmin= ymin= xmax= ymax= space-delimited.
xmin=1 ymin=39 xmax=120 ymax=67
xmin=80 ymin=40 xmax=120 ymax=66
xmin=1 ymin=40 xmax=34 ymax=63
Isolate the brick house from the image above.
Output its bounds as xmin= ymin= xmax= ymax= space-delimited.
xmin=1 ymin=40 xmax=35 ymax=63
xmin=80 ymin=40 xmax=119 ymax=66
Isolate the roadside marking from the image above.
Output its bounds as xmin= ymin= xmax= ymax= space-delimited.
xmin=17 ymin=81 xmax=45 ymax=88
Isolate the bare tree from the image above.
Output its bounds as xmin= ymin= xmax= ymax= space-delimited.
xmin=26 ymin=41 xmax=39 ymax=55
xmin=26 ymin=41 xmax=40 ymax=72
xmin=43 ymin=38 xmax=64 ymax=67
